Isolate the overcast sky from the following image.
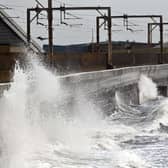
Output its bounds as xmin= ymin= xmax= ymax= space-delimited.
xmin=1 ymin=0 xmax=168 ymax=46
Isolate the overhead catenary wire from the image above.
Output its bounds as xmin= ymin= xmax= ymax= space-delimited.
xmin=0 ymin=4 xmax=12 ymax=9
xmin=6 ymin=0 xmax=163 ymax=60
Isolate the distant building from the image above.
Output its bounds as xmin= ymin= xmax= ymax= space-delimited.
xmin=43 ymin=41 xmax=163 ymax=73
xmin=0 ymin=9 xmax=42 ymax=82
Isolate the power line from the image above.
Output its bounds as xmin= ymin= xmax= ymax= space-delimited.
xmin=0 ymin=4 xmax=12 ymax=9
xmin=0 ymin=3 xmax=25 ymax=8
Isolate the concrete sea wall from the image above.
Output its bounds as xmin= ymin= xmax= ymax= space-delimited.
xmin=1 ymin=64 xmax=168 ymax=115
xmin=60 ymin=64 xmax=168 ymax=115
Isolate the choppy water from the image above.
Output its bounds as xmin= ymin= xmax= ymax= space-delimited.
xmin=0 ymin=58 xmax=168 ymax=168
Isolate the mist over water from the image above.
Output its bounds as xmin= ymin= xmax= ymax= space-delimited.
xmin=138 ymin=74 xmax=158 ymax=104
xmin=0 ymin=57 xmax=168 ymax=168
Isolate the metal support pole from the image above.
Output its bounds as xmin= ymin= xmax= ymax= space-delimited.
xmin=147 ymin=23 xmax=152 ymax=45
xmin=96 ymin=17 xmax=100 ymax=44
xmin=107 ymin=7 xmax=113 ymax=68
xmin=160 ymin=16 xmax=164 ymax=63
xmin=96 ymin=17 xmax=100 ymax=61
xmin=27 ymin=9 xmax=31 ymax=44
xmin=27 ymin=6 xmax=112 ymax=67
xmin=48 ymin=0 xmax=53 ymax=64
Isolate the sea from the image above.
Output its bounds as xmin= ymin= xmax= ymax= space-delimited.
xmin=0 ymin=58 xmax=168 ymax=168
